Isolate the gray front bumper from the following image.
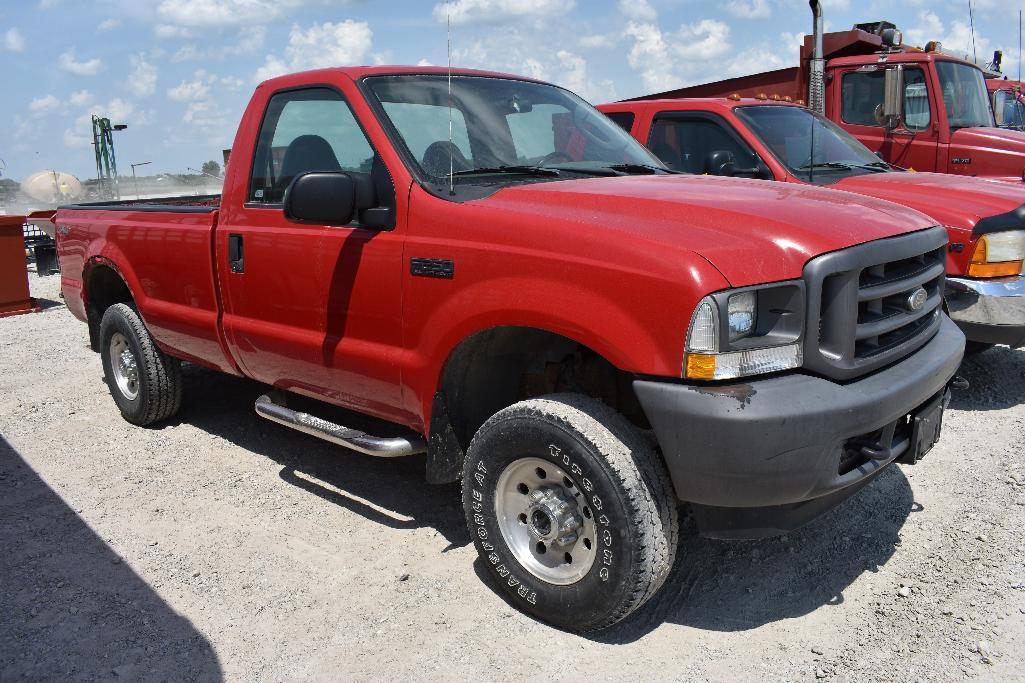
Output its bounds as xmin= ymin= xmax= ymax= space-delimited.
xmin=946 ymin=275 xmax=1025 ymax=346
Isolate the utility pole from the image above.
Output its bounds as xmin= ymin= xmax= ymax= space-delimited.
xmin=130 ymin=161 xmax=151 ymax=199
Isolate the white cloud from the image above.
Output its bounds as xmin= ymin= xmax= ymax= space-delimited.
xmin=553 ymin=49 xmax=615 ymax=102
xmin=68 ymin=90 xmax=92 ymax=106
xmin=155 ymin=24 xmax=195 ymax=39
xmin=579 ymin=34 xmax=616 ymax=49
xmin=172 ymin=26 xmax=266 ymax=62
xmin=255 ymin=20 xmax=372 ymax=81
xmin=58 ymin=50 xmax=103 ymax=76
xmin=617 ymin=0 xmax=655 ymax=21
xmin=433 ymin=0 xmax=573 ymax=25
xmin=29 ymin=95 xmax=61 ymax=114
xmin=156 ymin=0 xmax=356 ymax=28
xmin=622 ymin=18 xmax=734 ymax=95
xmin=905 ymin=11 xmax=988 ymax=59
xmin=168 ymin=74 xmax=212 ymax=102
xmin=127 ymin=54 xmax=158 ymax=97
xmin=675 ymin=20 xmax=731 ymax=61
xmin=624 ymin=22 xmax=675 ymax=92
xmin=97 ymin=18 xmax=121 ymax=31
xmin=725 ymin=0 xmax=770 ymax=20
xmin=64 ymin=98 xmax=138 ymax=149
xmin=4 ymin=28 xmax=26 ymax=52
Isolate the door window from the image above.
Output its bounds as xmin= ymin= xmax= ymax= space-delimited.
xmin=648 ymin=115 xmax=757 ymax=173
xmin=841 ymin=68 xmax=931 ymax=131
xmin=249 ymin=88 xmax=376 ymax=204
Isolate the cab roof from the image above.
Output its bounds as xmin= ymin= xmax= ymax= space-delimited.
xmin=256 ymin=65 xmax=544 ymax=91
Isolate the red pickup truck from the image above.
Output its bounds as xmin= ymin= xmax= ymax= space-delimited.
xmin=634 ymin=1 xmax=1025 ymax=183
xmin=599 ymin=98 xmax=1025 ymax=350
xmin=56 ymin=66 xmax=964 ymax=632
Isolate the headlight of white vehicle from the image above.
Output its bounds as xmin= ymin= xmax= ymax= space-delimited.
xmin=684 ymin=282 xmax=805 ymax=380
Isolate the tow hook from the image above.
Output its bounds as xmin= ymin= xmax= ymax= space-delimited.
xmin=948 ymin=375 xmax=970 ymax=391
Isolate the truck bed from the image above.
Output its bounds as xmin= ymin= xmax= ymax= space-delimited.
xmin=623 ymin=66 xmax=804 ymax=103
xmin=60 ymin=194 xmax=220 ymax=213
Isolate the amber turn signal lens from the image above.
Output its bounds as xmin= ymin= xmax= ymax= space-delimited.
xmin=685 ymin=354 xmax=716 ymax=380
xmin=968 ymin=234 xmax=1025 ymax=277
xmin=967 ymin=261 xmax=1023 ymax=277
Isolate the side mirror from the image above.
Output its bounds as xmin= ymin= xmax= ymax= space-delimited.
xmin=882 ymin=65 xmax=904 ymax=130
xmin=284 ymin=172 xmax=356 ymax=226
xmin=706 ymin=150 xmax=736 ymax=176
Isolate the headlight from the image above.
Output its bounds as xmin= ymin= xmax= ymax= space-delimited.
xmin=967 ymin=230 xmax=1025 ymax=278
xmin=727 ymin=291 xmax=756 ymax=341
xmin=684 ymin=282 xmax=804 ymax=380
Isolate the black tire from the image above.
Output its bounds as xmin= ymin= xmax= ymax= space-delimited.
xmin=99 ymin=303 xmax=182 ymax=426
xmin=462 ymin=393 xmax=678 ymax=632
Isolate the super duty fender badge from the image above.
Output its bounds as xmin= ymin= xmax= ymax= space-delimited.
xmin=951 ymin=157 xmax=972 ymax=165
xmin=56 ymin=224 xmax=71 ymax=237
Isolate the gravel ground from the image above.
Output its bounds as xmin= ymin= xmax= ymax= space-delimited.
xmin=2 ymin=271 xmax=1024 ymax=682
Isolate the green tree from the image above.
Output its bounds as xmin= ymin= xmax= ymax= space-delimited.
xmin=201 ymin=160 xmax=221 ymax=177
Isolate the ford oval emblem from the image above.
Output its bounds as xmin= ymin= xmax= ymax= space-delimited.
xmin=906 ymin=287 xmax=928 ymax=312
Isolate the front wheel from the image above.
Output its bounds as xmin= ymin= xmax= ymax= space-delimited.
xmin=462 ymin=394 xmax=678 ymax=632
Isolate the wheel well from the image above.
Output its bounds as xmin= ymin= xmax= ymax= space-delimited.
xmin=85 ymin=265 xmax=133 ymax=351
xmin=426 ymin=326 xmax=648 ymax=484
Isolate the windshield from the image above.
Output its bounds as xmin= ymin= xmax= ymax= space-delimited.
xmin=734 ymin=105 xmax=886 ymax=183
xmin=993 ymin=88 xmax=1025 ymax=129
xmin=363 ymin=75 xmax=659 ymax=185
xmin=936 ymin=61 xmax=995 ymax=129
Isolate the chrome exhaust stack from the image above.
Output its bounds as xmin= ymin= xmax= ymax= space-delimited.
xmin=808 ymin=0 xmax=826 ymax=116
xmin=254 ymin=394 xmax=426 ymax=458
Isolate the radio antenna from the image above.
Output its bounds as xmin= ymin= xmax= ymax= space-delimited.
xmin=968 ymin=0 xmax=978 ymax=62
xmin=1019 ymin=9 xmax=1022 ymax=81
xmin=447 ymin=13 xmax=455 ymax=196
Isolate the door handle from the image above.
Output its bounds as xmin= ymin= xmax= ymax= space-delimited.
xmin=228 ymin=234 xmax=244 ymax=273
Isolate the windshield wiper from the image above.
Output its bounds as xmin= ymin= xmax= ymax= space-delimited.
xmin=797 ymin=161 xmax=856 ymax=171
xmin=604 ymin=163 xmax=684 ymax=175
xmin=448 ymin=165 xmax=561 ymax=177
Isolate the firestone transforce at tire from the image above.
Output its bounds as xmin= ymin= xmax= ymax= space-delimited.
xmin=462 ymin=393 xmax=678 ymax=632
xmin=99 ymin=303 xmax=183 ymax=426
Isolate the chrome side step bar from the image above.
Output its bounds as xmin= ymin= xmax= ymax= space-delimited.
xmin=254 ymin=394 xmax=426 ymax=458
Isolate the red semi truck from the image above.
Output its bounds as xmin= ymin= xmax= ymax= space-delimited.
xmin=56 ymin=66 xmax=964 ymax=631
xmin=599 ymin=98 xmax=1025 ymax=349
xmin=631 ymin=1 xmax=1025 ymax=183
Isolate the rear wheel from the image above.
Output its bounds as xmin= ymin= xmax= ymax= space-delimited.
xmin=99 ymin=303 xmax=182 ymax=426
xmin=462 ymin=393 xmax=678 ymax=632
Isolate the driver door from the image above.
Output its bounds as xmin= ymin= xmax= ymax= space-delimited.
xmin=834 ymin=66 xmax=940 ymax=171
xmin=216 ymin=85 xmax=410 ymax=423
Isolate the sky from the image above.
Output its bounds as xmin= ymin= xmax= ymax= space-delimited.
xmin=0 ymin=0 xmax=1021 ymax=182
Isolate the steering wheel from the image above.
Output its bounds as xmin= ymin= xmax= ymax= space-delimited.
xmin=572 ymin=107 xmax=625 ymax=149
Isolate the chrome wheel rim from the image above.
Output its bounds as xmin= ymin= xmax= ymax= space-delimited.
xmin=109 ymin=332 xmax=140 ymax=400
xmin=494 ymin=456 xmax=597 ymax=585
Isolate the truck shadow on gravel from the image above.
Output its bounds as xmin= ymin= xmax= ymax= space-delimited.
xmin=0 ymin=436 xmax=222 ymax=680
xmin=950 ymin=345 xmax=1025 ymax=412
xmin=170 ymin=365 xmax=470 ymax=551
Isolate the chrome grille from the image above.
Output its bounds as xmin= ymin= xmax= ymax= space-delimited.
xmin=803 ymin=227 xmax=948 ymax=381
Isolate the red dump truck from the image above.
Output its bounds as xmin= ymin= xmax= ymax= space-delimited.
xmin=988 ymin=78 xmax=1025 ymax=130
xmin=631 ymin=1 xmax=1025 ymax=183
xmin=55 ymin=66 xmax=964 ymax=631
xmin=599 ymin=98 xmax=1025 ymax=349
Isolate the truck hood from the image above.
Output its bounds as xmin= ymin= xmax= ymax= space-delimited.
xmin=950 ymin=125 xmax=1025 ymax=155
xmin=491 ymin=174 xmax=936 ymax=286
xmin=832 ymin=171 xmax=1025 ymax=238
xmin=948 ymin=127 xmax=1025 ymax=182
